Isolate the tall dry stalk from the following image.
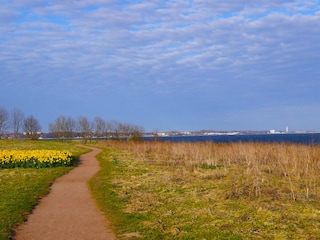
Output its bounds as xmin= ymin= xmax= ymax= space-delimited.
xmin=97 ymin=141 xmax=320 ymax=201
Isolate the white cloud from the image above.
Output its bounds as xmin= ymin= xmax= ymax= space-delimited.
xmin=1 ymin=0 xmax=319 ymax=130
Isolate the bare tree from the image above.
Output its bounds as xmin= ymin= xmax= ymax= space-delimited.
xmin=118 ymin=123 xmax=131 ymax=138
xmin=65 ymin=116 xmax=76 ymax=139
xmin=23 ymin=115 xmax=41 ymax=140
xmin=106 ymin=120 xmax=144 ymax=141
xmin=128 ymin=124 xmax=144 ymax=141
xmin=78 ymin=116 xmax=93 ymax=143
xmin=118 ymin=122 xmax=144 ymax=140
xmin=107 ymin=120 xmax=120 ymax=140
xmin=11 ymin=108 xmax=24 ymax=139
xmin=94 ymin=116 xmax=107 ymax=139
xmin=49 ymin=116 xmax=76 ymax=140
xmin=0 ymin=107 xmax=10 ymax=138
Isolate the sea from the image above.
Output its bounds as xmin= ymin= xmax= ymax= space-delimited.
xmin=144 ymin=133 xmax=320 ymax=145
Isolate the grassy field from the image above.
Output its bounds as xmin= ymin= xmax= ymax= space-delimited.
xmin=0 ymin=140 xmax=89 ymax=240
xmin=90 ymin=141 xmax=320 ymax=239
xmin=2 ymin=140 xmax=320 ymax=239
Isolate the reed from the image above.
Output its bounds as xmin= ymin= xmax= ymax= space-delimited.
xmin=92 ymin=141 xmax=320 ymax=238
xmin=100 ymin=141 xmax=320 ymax=201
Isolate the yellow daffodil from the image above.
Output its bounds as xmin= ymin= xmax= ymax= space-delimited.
xmin=0 ymin=150 xmax=73 ymax=168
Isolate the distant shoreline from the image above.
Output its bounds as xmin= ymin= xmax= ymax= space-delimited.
xmin=144 ymin=132 xmax=320 ymax=145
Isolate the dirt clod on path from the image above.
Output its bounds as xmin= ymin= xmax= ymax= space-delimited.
xmin=13 ymin=145 xmax=116 ymax=240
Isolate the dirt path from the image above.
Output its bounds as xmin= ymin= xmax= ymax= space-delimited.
xmin=13 ymin=145 xmax=116 ymax=240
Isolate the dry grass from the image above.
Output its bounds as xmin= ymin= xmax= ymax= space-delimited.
xmin=102 ymin=141 xmax=320 ymax=202
xmin=93 ymin=141 xmax=320 ymax=239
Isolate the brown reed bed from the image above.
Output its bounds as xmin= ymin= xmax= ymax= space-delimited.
xmin=92 ymin=140 xmax=320 ymax=238
xmin=99 ymin=140 xmax=320 ymax=202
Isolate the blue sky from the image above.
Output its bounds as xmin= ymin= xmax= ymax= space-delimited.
xmin=1 ymin=0 xmax=320 ymax=132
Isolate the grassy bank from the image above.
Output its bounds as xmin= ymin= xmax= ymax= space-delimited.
xmin=90 ymin=141 xmax=320 ymax=239
xmin=0 ymin=140 xmax=89 ymax=240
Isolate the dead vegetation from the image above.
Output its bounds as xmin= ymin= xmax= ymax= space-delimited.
xmin=101 ymin=141 xmax=320 ymax=202
xmin=95 ymin=140 xmax=320 ymax=239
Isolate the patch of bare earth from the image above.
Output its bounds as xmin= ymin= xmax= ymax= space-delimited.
xmin=13 ymin=145 xmax=115 ymax=240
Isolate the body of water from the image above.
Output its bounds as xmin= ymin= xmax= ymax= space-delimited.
xmin=145 ymin=133 xmax=320 ymax=145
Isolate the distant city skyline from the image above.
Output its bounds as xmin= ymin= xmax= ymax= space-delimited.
xmin=1 ymin=1 xmax=320 ymax=132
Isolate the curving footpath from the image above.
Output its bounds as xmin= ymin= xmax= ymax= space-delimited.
xmin=14 ymin=145 xmax=115 ymax=240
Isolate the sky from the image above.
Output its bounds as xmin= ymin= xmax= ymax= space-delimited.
xmin=1 ymin=0 xmax=320 ymax=132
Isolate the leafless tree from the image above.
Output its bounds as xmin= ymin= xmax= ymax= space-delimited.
xmin=11 ymin=108 xmax=24 ymax=139
xmin=118 ymin=123 xmax=144 ymax=140
xmin=78 ymin=116 xmax=93 ymax=143
xmin=49 ymin=116 xmax=76 ymax=140
xmin=107 ymin=120 xmax=120 ymax=139
xmin=65 ymin=116 xmax=77 ymax=138
xmin=128 ymin=124 xmax=144 ymax=141
xmin=0 ymin=107 xmax=10 ymax=138
xmin=23 ymin=115 xmax=41 ymax=140
xmin=106 ymin=120 xmax=144 ymax=141
xmin=118 ymin=122 xmax=130 ymax=138
xmin=94 ymin=116 xmax=107 ymax=139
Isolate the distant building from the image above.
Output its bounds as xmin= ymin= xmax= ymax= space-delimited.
xmin=156 ymin=132 xmax=167 ymax=136
xmin=270 ymin=129 xmax=275 ymax=134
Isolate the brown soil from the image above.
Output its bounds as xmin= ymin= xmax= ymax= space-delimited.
xmin=13 ymin=145 xmax=116 ymax=240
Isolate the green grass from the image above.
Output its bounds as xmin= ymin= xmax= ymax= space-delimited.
xmin=0 ymin=140 xmax=89 ymax=240
xmin=89 ymin=145 xmax=241 ymax=239
xmin=88 ymin=148 xmax=149 ymax=238
xmin=89 ymin=141 xmax=320 ymax=239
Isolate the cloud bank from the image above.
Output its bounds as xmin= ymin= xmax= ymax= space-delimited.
xmin=1 ymin=0 xmax=320 ymax=131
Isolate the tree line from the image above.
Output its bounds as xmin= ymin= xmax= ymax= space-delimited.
xmin=0 ymin=106 xmax=144 ymax=141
